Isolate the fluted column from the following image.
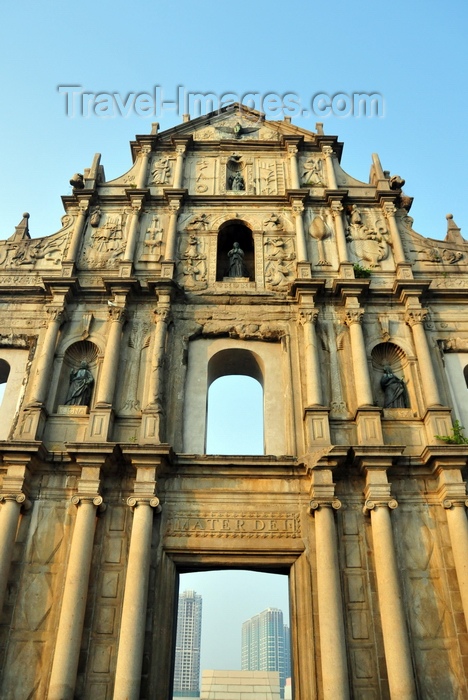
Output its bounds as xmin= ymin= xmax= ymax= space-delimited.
xmin=344 ymin=306 xmax=373 ymax=406
xmin=114 ymin=455 xmax=161 ymax=700
xmin=322 ymin=145 xmax=337 ymax=189
xmin=173 ymin=144 xmax=187 ymax=188
xmin=48 ymin=484 xmax=104 ymax=700
xmin=287 ymin=145 xmax=300 ymax=189
xmin=64 ymin=200 xmax=90 ymax=264
xmin=136 ymin=145 xmax=151 ymax=189
xmin=309 ymin=466 xmax=349 ymax=700
xmin=299 ymin=309 xmax=322 ymax=405
xmin=164 ymin=199 xmax=181 ymax=261
xmin=364 ymin=498 xmax=416 ymax=698
xmin=291 ymin=199 xmax=308 ymax=262
xmin=29 ymin=306 xmax=67 ymax=405
xmin=382 ymin=201 xmax=406 ymax=265
xmin=95 ymin=306 xmax=127 ymax=407
xmin=405 ymin=308 xmax=441 ymax=407
xmin=330 ymin=200 xmax=349 ymax=263
xmin=123 ymin=199 xmax=143 ymax=262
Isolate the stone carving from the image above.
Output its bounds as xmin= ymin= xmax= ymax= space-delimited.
xmin=119 ymin=322 xmax=151 ymax=415
xmin=215 ymin=121 xmax=260 ymax=139
xmin=263 ymin=213 xmax=283 ymax=231
xmin=151 ymin=156 xmax=173 ymax=185
xmin=226 ymin=242 xmax=249 ymax=277
xmin=90 ymin=206 xmax=102 ymax=228
xmin=309 ymin=214 xmax=331 ymax=266
xmin=142 ymin=216 xmax=163 ymax=261
xmin=226 ymin=155 xmax=246 ymax=192
xmin=229 ymin=171 xmax=245 ymax=191
xmin=0 ymin=231 xmax=70 ymax=270
xmin=346 ymin=205 xmax=390 ymax=267
xmin=195 ymin=158 xmax=211 ymax=193
xmin=255 ymin=160 xmax=277 ymax=195
xmin=178 ymin=234 xmax=207 ymax=288
xmin=264 ymin=236 xmax=296 ymax=289
xmin=165 ymin=511 xmax=300 ymax=538
xmin=380 ymin=366 xmax=408 ymax=408
xmin=199 ymin=320 xmax=283 ymax=342
xmin=69 ymin=173 xmax=85 ymax=189
xmin=412 ymin=245 xmax=463 ymax=265
xmin=301 ymin=157 xmax=324 ymax=186
xmin=81 ymin=214 xmax=125 ymax=268
xmin=187 ymin=213 xmax=210 ymax=231
xmin=439 ymin=337 xmax=468 ymax=352
xmin=65 ymin=361 xmax=94 ymax=406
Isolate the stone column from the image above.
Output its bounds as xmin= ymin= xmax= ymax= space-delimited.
xmin=173 ymin=144 xmax=187 ymax=188
xmin=287 ymin=145 xmax=300 ymax=189
xmin=29 ymin=306 xmax=67 ymax=406
xmin=48 ymin=469 xmax=104 ymax=700
xmin=64 ymin=200 xmax=90 ymax=265
xmin=382 ymin=201 xmax=406 ymax=265
xmin=436 ymin=464 xmax=468 ymax=630
xmin=405 ymin=308 xmax=441 ymax=407
xmin=95 ymin=306 xmax=127 ymax=407
xmin=123 ymin=199 xmax=143 ymax=263
xmin=291 ymin=199 xmax=308 ymax=262
xmin=322 ymin=146 xmax=337 ymax=189
xmin=299 ymin=309 xmax=322 ymax=406
xmin=141 ymin=297 xmax=171 ymax=443
xmin=363 ymin=467 xmax=416 ymax=699
xmin=113 ymin=464 xmax=160 ymax=700
xmin=136 ymin=145 xmax=151 ymax=189
xmin=309 ymin=467 xmax=349 ymax=700
xmin=330 ymin=200 xmax=349 ymax=264
xmin=164 ymin=199 xmax=181 ymax=261
xmin=343 ymin=306 xmax=373 ymax=407
xmin=0 ymin=492 xmax=30 ymax=614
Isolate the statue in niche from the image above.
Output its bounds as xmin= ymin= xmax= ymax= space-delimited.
xmin=226 ymin=242 xmax=249 ymax=277
xmin=380 ymin=366 xmax=408 ymax=408
xmin=229 ymin=171 xmax=245 ymax=191
xmin=301 ymin=157 xmax=324 ymax=186
xmin=65 ymin=361 xmax=94 ymax=406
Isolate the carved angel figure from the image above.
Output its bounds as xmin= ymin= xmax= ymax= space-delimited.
xmin=215 ymin=122 xmax=260 ymax=138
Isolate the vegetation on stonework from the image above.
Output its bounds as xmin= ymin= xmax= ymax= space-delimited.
xmin=353 ymin=263 xmax=372 ymax=278
xmin=435 ymin=420 xmax=468 ymax=444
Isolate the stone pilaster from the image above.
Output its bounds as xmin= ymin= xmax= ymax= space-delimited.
xmin=290 ymin=197 xmax=308 ymax=264
xmin=136 ymin=145 xmax=151 ymax=189
xmin=164 ymin=197 xmax=182 ymax=263
xmin=322 ymin=145 xmax=338 ymax=189
xmin=48 ymin=466 xmax=105 ymax=700
xmin=358 ymin=451 xmax=417 ymax=699
xmin=329 ymin=198 xmax=349 ymax=265
xmin=287 ymin=144 xmax=300 ymax=189
xmin=141 ymin=295 xmax=171 ymax=444
xmin=122 ymin=195 xmax=144 ymax=266
xmin=382 ymin=200 xmax=407 ymax=267
xmin=173 ymin=143 xmax=188 ymax=188
xmin=299 ymin=307 xmax=331 ymax=448
xmin=63 ymin=197 xmax=91 ymax=271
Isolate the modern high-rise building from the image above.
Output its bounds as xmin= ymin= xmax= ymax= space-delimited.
xmin=173 ymin=590 xmax=203 ymax=698
xmin=241 ymin=608 xmax=291 ymax=698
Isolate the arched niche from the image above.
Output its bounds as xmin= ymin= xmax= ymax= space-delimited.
xmin=183 ymin=338 xmax=287 ymax=455
xmin=371 ymin=342 xmax=411 ymax=409
xmin=55 ymin=340 xmax=100 ymax=409
xmin=216 ymin=220 xmax=254 ymax=281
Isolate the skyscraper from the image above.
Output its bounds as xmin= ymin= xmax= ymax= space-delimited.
xmin=173 ymin=590 xmax=203 ymax=698
xmin=242 ymin=608 xmax=291 ymax=698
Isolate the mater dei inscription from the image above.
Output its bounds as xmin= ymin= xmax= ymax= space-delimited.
xmin=166 ymin=512 xmax=301 ymax=538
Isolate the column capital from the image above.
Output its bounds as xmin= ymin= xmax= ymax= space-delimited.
xmin=108 ymin=306 xmax=127 ymax=323
xmin=382 ymin=200 xmax=397 ymax=217
xmin=139 ymin=144 xmax=152 ymax=157
xmin=405 ymin=308 xmax=429 ymax=327
xmin=321 ymin=145 xmax=334 ymax=157
xmin=363 ymin=498 xmax=398 ymax=515
xmin=330 ymin=200 xmax=344 ymax=216
xmin=298 ymin=309 xmax=319 ymax=325
xmin=127 ymin=496 xmax=161 ymax=511
xmin=310 ymin=498 xmax=342 ymax=513
xmin=287 ymin=144 xmax=299 ymax=157
xmin=291 ymin=200 xmax=304 ymax=216
xmin=153 ymin=307 xmax=171 ymax=324
xmin=46 ymin=306 xmax=68 ymax=324
xmin=0 ymin=493 xmax=32 ymax=510
xmin=71 ymin=494 xmax=105 ymax=510
xmin=343 ymin=308 xmax=364 ymax=326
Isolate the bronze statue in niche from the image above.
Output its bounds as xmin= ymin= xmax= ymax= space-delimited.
xmin=65 ymin=361 xmax=94 ymax=406
xmin=381 ymin=366 xmax=408 ymax=408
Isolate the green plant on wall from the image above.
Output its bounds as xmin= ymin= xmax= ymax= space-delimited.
xmin=353 ymin=263 xmax=371 ymax=278
xmin=435 ymin=420 xmax=468 ymax=444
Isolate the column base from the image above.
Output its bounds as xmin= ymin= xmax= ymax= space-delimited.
xmin=119 ymin=261 xmax=134 ymax=277
xmin=140 ymin=408 xmax=164 ymax=444
xmin=338 ymin=262 xmax=355 ymax=279
xmin=161 ymin=261 xmax=176 ymax=279
xmin=424 ymin=407 xmax=453 ymax=445
xmin=85 ymin=408 xmax=114 ymax=442
xmin=355 ymin=407 xmax=384 ymax=445
xmin=296 ymin=262 xmax=313 ymax=279
xmin=304 ymin=407 xmax=331 ymax=448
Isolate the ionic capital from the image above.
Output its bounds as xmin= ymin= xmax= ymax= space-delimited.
xmin=405 ymin=308 xmax=429 ymax=327
xmin=310 ymin=498 xmax=342 ymax=513
xmin=175 ymin=144 xmax=187 ymax=157
xmin=0 ymin=492 xmax=32 ymax=510
xmin=127 ymin=496 xmax=161 ymax=512
xmin=71 ymin=494 xmax=106 ymax=511
xmin=442 ymin=498 xmax=468 ymax=510
xmin=363 ymin=498 xmax=398 ymax=514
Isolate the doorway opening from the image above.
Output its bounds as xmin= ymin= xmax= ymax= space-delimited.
xmin=174 ymin=569 xmax=291 ymax=700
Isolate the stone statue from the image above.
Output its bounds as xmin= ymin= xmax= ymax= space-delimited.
xmin=229 ymin=171 xmax=245 ymax=191
xmin=65 ymin=361 xmax=94 ymax=406
xmin=226 ymin=242 xmax=249 ymax=277
xmin=380 ymin=366 xmax=407 ymax=408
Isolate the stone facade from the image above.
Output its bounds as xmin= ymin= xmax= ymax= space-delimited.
xmin=0 ymin=104 xmax=468 ymax=699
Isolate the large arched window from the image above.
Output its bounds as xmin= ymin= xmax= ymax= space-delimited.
xmin=0 ymin=359 xmax=11 ymax=408
xmin=206 ymin=349 xmax=264 ymax=454
xmin=216 ymin=221 xmax=254 ymax=281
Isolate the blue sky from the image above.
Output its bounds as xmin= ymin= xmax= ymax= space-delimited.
xmin=1 ymin=1 xmax=467 ymax=242
xmin=1 ymin=0 xmax=467 ymax=679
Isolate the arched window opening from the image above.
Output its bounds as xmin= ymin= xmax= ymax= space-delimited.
xmin=216 ymin=221 xmax=254 ymax=281
xmin=0 ymin=359 xmax=11 ymax=408
xmin=206 ymin=349 xmax=264 ymax=455
xmin=463 ymin=365 xmax=468 ymax=389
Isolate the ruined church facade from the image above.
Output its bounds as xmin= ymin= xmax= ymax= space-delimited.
xmin=0 ymin=104 xmax=468 ymax=698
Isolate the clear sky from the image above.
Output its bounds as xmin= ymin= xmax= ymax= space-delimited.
xmin=1 ymin=0 xmax=467 ymax=683
xmin=1 ymin=0 xmax=467 ymax=243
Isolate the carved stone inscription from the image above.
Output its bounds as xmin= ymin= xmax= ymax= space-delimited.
xmin=166 ymin=512 xmax=300 ymax=538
